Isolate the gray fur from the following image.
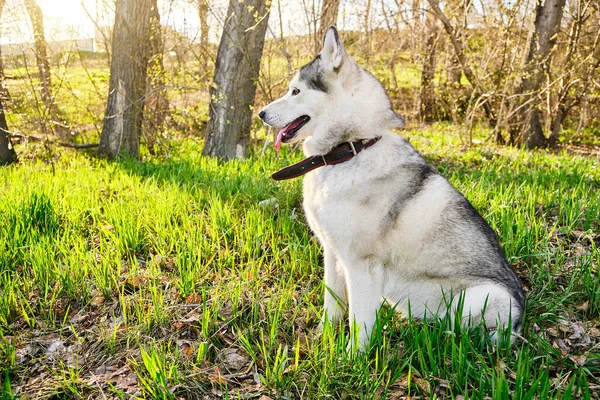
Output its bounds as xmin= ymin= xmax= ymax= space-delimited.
xmin=259 ymin=26 xmax=525 ymax=350
xmin=299 ymin=56 xmax=329 ymax=93
xmin=386 ymin=164 xmax=434 ymax=226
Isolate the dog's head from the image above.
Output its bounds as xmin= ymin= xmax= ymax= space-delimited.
xmin=259 ymin=26 xmax=404 ymax=155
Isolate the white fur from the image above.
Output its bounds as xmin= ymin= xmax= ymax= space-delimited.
xmin=260 ymin=27 xmax=523 ymax=351
xmin=303 ymin=135 xmax=521 ymax=349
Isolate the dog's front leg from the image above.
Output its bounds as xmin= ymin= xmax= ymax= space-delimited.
xmin=321 ymin=249 xmax=347 ymax=328
xmin=343 ymin=257 xmax=385 ymax=352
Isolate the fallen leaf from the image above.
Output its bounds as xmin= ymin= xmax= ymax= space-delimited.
xmin=576 ymin=301 xmax=589 ymax=313
xmin=219 ymin=347 xmax=251 ymax=373
xmin=91 ymin=295 xmax=105 ymax=306
xmin=177 ymin=340 xmax=195 ymax=358
xmin=546 ymin=327 xmax=560 ymax=337
xmin=570 ymin=355 xmax=587 ymax=366
xmin=45 ymin=340 xmax=66 ymax=360
xmin=567 ymin=321 xmax=586 ymax=340
xmin=411 ymin=376 xmax=431 ymax=394
xmin=173 ymin=322 xmax=184 ymax=330
xmin=15 ymin=344 xmax=33 ymax=364
xmin=208 ymin=367 xmax=226 ymax=385
xmin=185 ymin=293 xmax=202 ymax=304
xmin=114 ymin=371 xmax=138 ymax=394
xmin=553 ymin=339 xmax=570 ymax=356
xmin=125 ymin=275 xmax=149 ymax=291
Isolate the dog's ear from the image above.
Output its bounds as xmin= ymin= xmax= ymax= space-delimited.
xmin=320 ymin=26 xmax=345 ymax=72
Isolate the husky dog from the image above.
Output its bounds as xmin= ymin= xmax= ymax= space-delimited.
xmin=259 ymin=27 xmax=525 ymax=349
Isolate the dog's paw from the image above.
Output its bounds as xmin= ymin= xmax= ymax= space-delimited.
xmin=345 ymin=328 xmax=371 ymax=354
xmin=319 ymin=308 xmax=343 ymax=330
xmin=488 ymin=328 xmax=519 ymax=347
xmin=346 ymin=338 xmax=369 ymax=354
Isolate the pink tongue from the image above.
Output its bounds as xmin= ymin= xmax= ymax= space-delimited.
xmin=274 ymin=121 xmax=297 ymax=151
xmin=275 ymin=129 xmax=285 ymax=151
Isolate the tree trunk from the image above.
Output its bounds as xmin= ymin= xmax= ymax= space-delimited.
xmin=202 ymin=0 xmax=270 ymax=161
xmin=316 ymin=0 xmax=340 ymax=52
xmin=419 ymin=7 xmax=439 ymax=123
xmin=144 ymin=0 xmax=169 ymax=154
xmin=0 ymin=96 xmax=16 ymax=166
xmin=198 ymin=0 xmax=210 ymax=82
xmin=0 ymin=45 xmax=15 ymax=165
xmin=98 ymin=0 xmax=152 ymax=159
xmin=446 ymin=55 xmax=462 ymax=86
xmin=23 ymin=0 xmax=52 ymax=108
xmin=516 ymin=0 xmax=566 ymax=148
xmin=0 ymin=0 xmax=8 ymax=103
xmin=0 ymin=0 xmax=16 ymax=165
xmin=198 ymin=1 xmax=209 ymax=47
xmin=411 ymin=0 xmax=422 ymax=66
xmin=23 ymin=0 xmax=69 ymax=138
xmin=0 ymin=74 xmax=15 ymax=165
xmin=549 ymin=104 xmax=566 ymax=145
xmin=363 ymin=0 xmax=372 ymax=53
xmin=443 ymin=0 xmax=464 ymax=87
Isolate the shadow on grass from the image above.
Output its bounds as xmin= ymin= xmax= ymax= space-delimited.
xmin=425 ymin=151 xmax=599 ymax=190
xmin=108 ymin=147 xmax=305 ymax=211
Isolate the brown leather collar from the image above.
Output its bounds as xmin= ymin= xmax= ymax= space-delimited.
xmin=272 ymin=137 xmax=381 ymax=181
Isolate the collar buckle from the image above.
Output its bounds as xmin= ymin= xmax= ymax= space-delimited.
xmin=348 ymin=141 xmax=357 ymax=155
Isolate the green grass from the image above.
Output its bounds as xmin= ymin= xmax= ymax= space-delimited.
xmin=0 ymin=126 xmax=599 ymax=398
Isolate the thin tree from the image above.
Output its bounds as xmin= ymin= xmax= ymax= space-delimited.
xmin=419 ymin=5 xmax=439 ymax=123
xmin=0 ymin=0 xmax=8 ymax=104
xmin=198 ymin=0 xmax=210 ymax=82
xmin=198 ymin=0 xmax=209 ymax=47
xmin=0 ymin=0 xmax=16 ymax=165
xmin=514 ymin=0 xmax=567 ymax=148
xmin=23 ymin=0 xmax=68 ymax=138
xmin=23 ymin=0 xmax=51 ymax=106
xmin=426 ymin=0 xmax=497 ymax=126
xmin=316 ymin=0 xmax=340 ymax=52
xmin=202 ymin=0 xmax=270 ymax=160
xmin=98 ymin=0 xmax=153 ymax=159
xmin=363 ymin=0 xmax=372 ymax=53
xmin=549 ymin=1 xmax=600 ymax=145
xmin=0 ymin=0 xmax=9 ymax=102
xmin=144 ymin=0 xmax=169 ymax=154
xmin=411 ymin=0 xmax=423 ymax=66
xmin=440 ymin=0 xmax=466 ymax=125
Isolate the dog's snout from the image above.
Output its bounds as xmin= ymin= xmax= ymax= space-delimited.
xmin=258 ymin=110 xmax=266 ymax=120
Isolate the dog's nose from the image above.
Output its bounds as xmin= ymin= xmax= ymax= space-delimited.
xmin=258 ymin=110 xmax=266 ymax=120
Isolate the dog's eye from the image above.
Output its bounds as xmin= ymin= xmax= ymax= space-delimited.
xmin=292 ymin=88 xmax=300 ymax=96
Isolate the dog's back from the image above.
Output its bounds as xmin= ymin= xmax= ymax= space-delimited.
xmin=303 ymin=133 xmax=525 ymax=337
xmin=260 ymin=26 xmax=525 ymax=349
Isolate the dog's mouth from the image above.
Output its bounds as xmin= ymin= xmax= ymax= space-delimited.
xmin=275 ymin=115 xmax=310 ymax=151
